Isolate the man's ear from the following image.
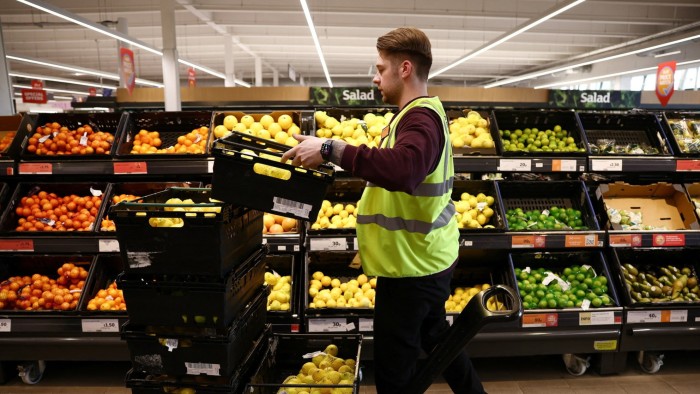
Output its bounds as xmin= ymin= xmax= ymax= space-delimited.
xmin=400 ymin=60 xmax=413 ymax=79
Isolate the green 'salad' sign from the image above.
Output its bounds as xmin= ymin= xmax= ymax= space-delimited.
xmin=548 ymin=90 xmax=641 ymax=109
xmin=310 ymin=87 xmax=384 ymax=106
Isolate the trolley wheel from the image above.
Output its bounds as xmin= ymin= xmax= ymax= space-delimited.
xmin=637 ymin=351 xmax=664 ymax=374
xmin=17 ymin=360 xmax=45 ymax=384
xmin=562 ymin=353 xmax=590 ymax=376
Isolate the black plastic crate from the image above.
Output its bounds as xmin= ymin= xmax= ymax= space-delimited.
xmin=446 ymin=256 xmax=512 ymax=316
xmin=111 ymin=187 xmax=263 ymax=276
xmin=307 ymin=178 xmax=363 ymax=236
xmin=491 ymin=110 xmax=588 ymax=155
xmin=123 ymin=288 xmax=268 ymax=377
xmin=446 ymin=108 xmax=499 ymax=156
xmin=610 ymin=248 xmax=700 ymax=307
xmin=211 ymin=132 xmax=334 ymax=222
xmin=78 ymin=254 xmax=125 ymax=313
xmin=17 ymin=112 xmax=126 ymax=160
xmin=0 ymin=182 xmax=110 ymax=234
xmin=509 ymin=251 xmax=621 ymax=310
xmin=579 ymin=112 xmax=671 ymax=156
xmin=246 ymin=333 xmax=362 ymax=394
xmin=115 ymin=111 xmax=213 ymax=157
xmin=118 ymin=246 xmax=266 ymax=330
xmin=663 ymin=111 xmax=700 ymax=156
xmin=0 ymin=255 xmax=94 ymax=313
xmin=451 ymin=179 xmax=506 ymax=232
xmin=264 ymin=254 xmax=298 ymax=324
xmin=496 ymin=180 xmax=599 ymax=231
xmin=125 ymin=325 xmax=271 ymax=394
xmin=99 ymin=181 xmax=201 ymax=232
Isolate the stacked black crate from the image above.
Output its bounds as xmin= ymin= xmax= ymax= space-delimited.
xmin=111 ymin=187 xmax=268 ymax=394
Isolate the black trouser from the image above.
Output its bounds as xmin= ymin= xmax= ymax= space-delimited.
xmin=373 ymin=273 xmax=486 ymax=394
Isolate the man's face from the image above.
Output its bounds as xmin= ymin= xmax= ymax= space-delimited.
xmin=372 ymin=52 xmax=401 ymax=105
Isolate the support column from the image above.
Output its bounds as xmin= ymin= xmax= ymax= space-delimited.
xmin=273 ymin=69 xmax=279 ymax=86
xmin=224 ymin=36 xmax=236 ymax=87
xmin=255 ymin=57 xmax=262 ymax=87
xmin=161 ymin=0 xmax=181 ymax=111
xmin=0 ymin=20 xmax=15 ymax=115
xmin=116 ymin=17 xmax=130 ymax=90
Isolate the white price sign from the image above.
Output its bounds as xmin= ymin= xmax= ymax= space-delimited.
xmin=98 ymin=239 xmax=120 ymax=252
xmin=359 ymin=318 xmax=374 ymax=332
xmin=310 ymin=238 xmax=348 ymax=251
xmin=308 ymin=318 xmax=353 ymax=332
xmin=0 ymin=319 xmax=10 ymax=332
xmin=82 ymin=319 xmax=119 ymax=332
xmin=591 ymin=159 xmax=623 ymax=172
xmin=557 ymin=159 xmax=577 ymax=172
xmin=627 ymin=310 xmax=687 ymax=323
xmin=499 ymin=159 xmax=531 ymax=172
xmin=579 ymin=311 xmax=615 ymax=326
xmin=208 ymin=160 xmax=214 ymax=173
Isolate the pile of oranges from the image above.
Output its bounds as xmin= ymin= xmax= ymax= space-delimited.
xmin=14 ymin=190 xmax=103 ymax=232
xmin=0 ymin=263 xmax=88 ymax=310
xmin=26 ymin=122 xmax=113 ymax=156
xmin=263 ymin=213 xmax=297 ymax=234
xmin=100 ymin=193 xmax=142 ymax=231
xmin=130 ymin=126 xmax=209 ymax=154
xmin=0 ymin=131 xmax=16 ymax=153
xmin=86 ymin=281 xmax=126 ymax=311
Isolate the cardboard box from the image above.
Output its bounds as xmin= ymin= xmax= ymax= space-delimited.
xmin=597 ymin=182 xmax=699 ymax=230
xmin=0 ymin=115 xmax=24 ymax=156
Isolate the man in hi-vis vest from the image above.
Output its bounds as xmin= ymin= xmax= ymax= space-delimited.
xmin=283 ymin=27 xmax=485 ymax=394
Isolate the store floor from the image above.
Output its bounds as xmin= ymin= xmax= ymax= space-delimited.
xmin=1 ymin=351 xmax=699 ymax=393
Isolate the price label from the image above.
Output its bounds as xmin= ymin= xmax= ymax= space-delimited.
xmin=511 ymin=235 xmax=545 ymax=248
xmin=565 ymin=234 xmax=598 ymax=248
xmin=627 ymin=310 xmax=687 ymax=324
xmin=499 ymin=159 xmax=531 ymax=172
xmin=98 ymin=239 xmax=120 ymax=252
xmin=185 ymin=362 xmax=220 ymax=376
xmin=579 ymin=311 xmax=615 ymax=326
xmin=308 ymin=318 xmax=353 ymax=332
xmin=359 ymin=318 xmax=374 ymax=332
xmin=0 ymin=239 xmax=34 ymax=252
xmin=609 ymin=234 xmax=643 ymax=247
xmin=113 ymin=161 xmax=148 ymax=174
xmin=522 ymin=313 xmax=558 ymax=328
xmin=676 ymin=160 xmax=700 ymax=171
xmin=310 ymin=238 xmax=348 ymax=251
xmin=19 ymin=162 xmax=53 ymax=174
xmin=552 ymin=159 xmax=577 ymax=172
xmin=353 ymin=237 xmax=358 ymax=251
xmin=652 ymin=233 xmax=685 ymax=247
xmin=591 ymin=159 xmax=623 ymax=172
xmin=459 ymin=239 xmax=474 ymax=247
xmin=82 ymin=319 xmax=119 ymax=332
xmin=208 ymin=160 xmax=214 ymax=173
xmin=0 ymin=319 xmax=10 ymax=332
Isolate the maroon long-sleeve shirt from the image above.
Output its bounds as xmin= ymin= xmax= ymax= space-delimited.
xmin=340 ymin=100 xmax=445 ymax=194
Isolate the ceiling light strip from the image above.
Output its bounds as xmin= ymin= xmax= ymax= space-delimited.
xmin=430 ymin=0 xmax=586 ymax=79
xmin=9 ymin=72 xmax=117 ymax=89
xmin=14 ymin=84 xmax=101 ymax=96
xmin=300 ymin=0 xmax=333 ymax=87
xmin=485 ymin=32 xmax=700 ymax=88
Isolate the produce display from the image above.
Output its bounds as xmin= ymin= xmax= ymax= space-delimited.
xmin=101 ymin=193 xmax=142 ymax=231
xmin=129 ymin=127 xmax=209 ymax=154
xmin=310 ymin=200 xmax=358 ymax=230
xmin=454 ymin=192 xmax=496 ymax=229
xmin=263 ymin=213 xmax=297 ymax=234
xmin=13 ymin=190 xmax=103 ymax=232
xmin=0 ymin=262 xmax=88 ymax=310
xmin=515 ymin=266 xmax=613 ymax=310
xmin=620 ymin=263 xmax=699 ymax=303
xmin=264 ymin=271 xmax=292 ymax=311
xmin=588 ymin=138 xmax=659 ymax=155
xmin=499 ymin=125 xmax=584 ymax=153
xmin=276 ymin=343 xmax=356 ymax=393
xmin=449 ymin=111 xmax=494 ymax=149
xmin=308 ymin=271 xmax=377 ymax=309
xmin=26 ymin=123 xmax=114 ymax=156
xmin=86 ymin=281 xmax=126 ymax=311
xmin=667 ymin=118 xmax=700 ymax=154
xmin=605 ymin=208 xmax=662 ymax=231
xmin=445 ymin=284 xmax=505 ymax=313
xmin=314 ymin=110 xmax=388 ymax=148
xmin=213 ymin=113 xmax=301 ymax=147
xmin=0 ymin=131 xmax=16 ymax=153
xmin=146 ymin=198 xmax=222 ymax=228
xmin=505 ymin=206 xmax=587 ymax=231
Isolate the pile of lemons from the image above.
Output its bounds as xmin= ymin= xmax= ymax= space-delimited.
xmin=277 ymin=344 xmax=356 ymax=394
xmin=308 ymin=271 xmax=377 ymax=309
xmin=146 ymin=198 xmax=221 ymax=227
xmin=213 ymin=113 xmax=301 ymax=147
xmin=449 ymin=111 xmax=494 ymax=149
xmin=265 ymin=271 xmax=292 ymax=311
xmin=445 ymin=284 xmax=505 ymax=313
xmin=311 ymin=200 xmax=358 ymax=230
xmin=453 ymin=192 xmax=496 ymax=229
xmin=314 ymin=111 xmax=391 ymax=148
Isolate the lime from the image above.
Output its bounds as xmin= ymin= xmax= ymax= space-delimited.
xmin=538 ymin=299 xmax=548 ymax=308
xmin=547 ymin=299 xmax=557 ymax=308
xmin=591 ymin=297 xmax=603 ymax=308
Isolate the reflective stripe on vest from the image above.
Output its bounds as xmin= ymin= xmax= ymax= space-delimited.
xmin=366 ymin=176 xmax=454 ymax=197
xmin=356 ymin=202 xmax=455 ymax=234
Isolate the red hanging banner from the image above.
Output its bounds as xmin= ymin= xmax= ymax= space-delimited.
xmin=31 ymin=79 xmax=43 ymax=89
xmin=120 ymin=47 xmax=136 ymax=95
xmin=21 ymin=89 xmax=47 ymax=104
xmin=655 ymin=61 xmax=676 ymax=107
xmin=188 ymin=67 xmax=196 ymax=87
xmin=89 ymin=87 xmax=97 ymax=96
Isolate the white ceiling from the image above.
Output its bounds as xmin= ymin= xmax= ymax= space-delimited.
xmin=1 ymin=0 xmax=700 ymax=94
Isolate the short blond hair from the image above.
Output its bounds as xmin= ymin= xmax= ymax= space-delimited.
xmin=376 ymin=27 xmax=433 ymax=80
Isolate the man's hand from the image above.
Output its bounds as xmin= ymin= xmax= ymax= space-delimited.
xmin=280 ymin=134 xmax=326 ymax=169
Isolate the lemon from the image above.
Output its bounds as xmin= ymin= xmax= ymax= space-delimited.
xmin=315 ymin=111 xmax=328 ymax=125
xmin=250 ymin=122 xmax=264 ymax=134
xmin=241 ymin=115 xmax=255 ymax=128
xmin=278 ymin=114 xmax=293 ymax=130
xmin=223 ymin=115 xmax=238 ymax=130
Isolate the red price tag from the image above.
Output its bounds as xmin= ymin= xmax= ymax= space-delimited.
xmin=609 ymin=234 xmax=642 ymax=247
xmin=114 ymin=162 xmax=148 ymax=174
xmin=676 ymin=160 xmax=700 ymax=171
xmin=0 ymin=239 xmax=34 ymax=252
xmin=652 ymin=233 xmax=685 ymax=247
xmin=522 ymin=313 xmax=558 ymax=327
xmin=19 ymin=162 xmax=52 ymax=174
xmin=511 ymin=235 xmax=545 ymax=248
